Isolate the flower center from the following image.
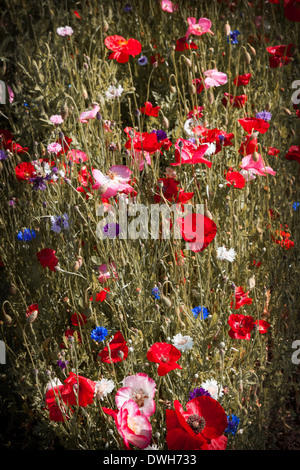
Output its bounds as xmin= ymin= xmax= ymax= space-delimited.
xmin=187 ymin=414 xmax=206 ymax=434
xmin=127 ymin=416 xmax=141 ymax=434
xmin=160 ymin=355 xmax=169 ymax=363
xmin=194 ymin=24 xmax=203 ymax=32
xmin=131 ymin=388 xmax=148 ymax=408
xmin=118 ymin=39 xmax=128 ymax=47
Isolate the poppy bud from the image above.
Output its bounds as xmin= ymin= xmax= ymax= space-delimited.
xmin=9 ymin=283 xmax=17 ymax=295
xmin=283 ymin=108 xmax=291 ymax=115
xmin=60 ymin=103 xmax=69 ymax=120
xmin=162 ymin=115 xmax=169 ymax=129
xmin=3 ymin=313 xmax=12 ymax=325
xmin=252 ymin=151 xmax=259 ymax=162
xmin=82 ymin=85 xmax=88 ymax=100
xmin=73 ymin=261 xmax=80 ymax=271
xmin=161 ymin=294 xmax=172 ymax=308
xmin=117 ymin=350 xmax=124 ymax=359
xmin=244 ymin=51 xmax=251 ymax=64
xmin=208 ymin=91 xmax=214 ymax=104
xmin=188 ymin=84 xmax=196 ymax=95
xmin=184 ymin=57 xmax=192 ymax=67
xmin=224 ymin=21 xmax=231 ymax=35
xmin=103 ymin=20 xmax=109 ymax=32
xmin=27 ymin=310 xmax=38 ymax=323
xmin=169 ymin=84 xmax=176 ymax=93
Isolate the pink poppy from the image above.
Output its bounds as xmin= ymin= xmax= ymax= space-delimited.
xmin=79 ymin=104 xmax=100 ymax=123
xmin=239 ymin=153 xmax=276 ymax=176
xmin=161 ymin=0 xmax=178 ymax=12
xmin=92 ymin=165 xmax=133 ymax=198
xmin=131 ymin=150 xmax=152 ymax=171
xmin=204 ymin=69 xmax=228 ymax=89
xmin=67 ymin=149 xmax=88 ymax=163
xmin=186 ymin=17 xmax=214 ymax=38
xmin=115 ymin=373 xmax=156 ymax=417
xmin=103 ymin=400 xmax=152 ymax=449
xmin=98 ymin=262 xmax=118 ymax=283
xmin=171 ymin=138 xmax=211 ymax=167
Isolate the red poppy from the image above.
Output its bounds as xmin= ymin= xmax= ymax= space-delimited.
xmin=177 ymin=213 xmax=217 ymax=253
xmin=0 ymin=129 xmax=14 ymax=145
xmin=228 ymin=313 xmax=255 ymax=340
xmin=187 ymin=106 xmax=204 ymax=119
xmin=89 ymin=288 xmax=110 ymax=302
xmin=284 ymin=0 xmax=300 ymax=22
xmin=166 ymin=396 xmax=228 ymax=450
xmin=26 ymin=303 xmax=39 ymax=318
xmin=67 ymin=149 xmax=88 ymax=163
xmin=98 ymin=331 xmax=128 ymax=363
xmin=266 ymin=44 xmax=295 ymax=68
xmin=170 ymin=139 xmax=211 ymax=167
xmin=5 ymin=140 xmax=28 ymax=154
xmin=226 ymin=169 xmax=245 ymax=189
xmin=239 ymin=133 xmax=258 ymax=155
xmin=15 ymin=162 xmax=36 ymax=181
xmin=45 ymin=384 xmax=75 ymax=422
xmin=175 ymin=36 xmax=198 ymax=51
xmin=60 ymin=328 xmax=82 ymax=349
xmin=74 ymin=10 xmax=82 ymax=19
xmin=233 ymin=73 xmax=252 ymax=86
xmin=105 ymin=35 xmax=142 ymax=63
xmin=255 ymin=319 xmax=271 ymax=334
xmin=268 ymin=147 xmax=280 ymax=156
xmin=37 ymin=248 xmax=58 ymax=272
xmin=56 ymin=135 xmax=72 ymax=156
xmin=140 ymin=101 xmax=161 ymax=117
xmin=271 ymin=229 xmax=294 ymax=249
xmin=147 ymin=342 xmax=182 ymax=376
xmin=222 ymin=93 xmax=247 ymax=108
xmin=231 ymin=286 xmax=253 ymax=310
xmin=64 ymin=371 xmax=95 ymax=407
xmin=285 ymin=145 xmax=300 ymax=164
xmin=202 ymin=128 xmax=234 ymax=153
xmin=154 ymin=178 xmax=194 ymax=204
xmin=124 ymin=128 xmax=163 ymax=153
xmin=71 ymin=312 xmax=87 ymax=326
xmin=238 ymin=117 xmax=270 ymax=134
xmin=192 ymin=78 xmax=204 ymax=94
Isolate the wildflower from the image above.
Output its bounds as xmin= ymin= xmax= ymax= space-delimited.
xmin=254 ymin=319 xmax=271 ymax=334
xmin=266 ymin=43 xmax=295 ymax=68
xmin=175 ymin=37 xmax=198 ymax=51
xmin=151 ymin=286 xmax=160 ymax=299
xmin=147 ymin=342 xmax=182 ymax=376
xmin=239 ymin=153 xmax=276 ymax=177
xmin=92 ymin=165 xmax=133 ymax=198
xmin=30 ymin=174 xmax=50 ymax=191
xmin=222 ymin=93 xmax=248 ymax=108
xmin=26 ymin=303 xmax=39 ymax=318
xmin=140 ymin=101 xmax=161 ymax=117
xmin=186 ymin=17 xmax=214 ymax=38
xmin=228 ymin=313 xmax=255 ymax=340
xmin=200 ymin=379 xmax=223 ymax=400
xmin=89 ymin=288 xmax=110 ymax=302
xmin=103 ymin=223 xmax=120 ymax=238
xmin=188 ymin=387 xmax=211 ymax=401
xmin=98 ymin=331 xmax=128 ymax=363
xmin=138 ymin=55 xmax=148 ymax=65
xmin=192 ymin=306 xmax=209 ymax=319
xmin=226 ymin=169 xmax=246 ymax=189
xmin=171 ymin=138 xmax=211 ymax=167
xmin=166 ymin=397 xmax=227 ymax=450
xmin=70 ymin=313 xmax=87 ymax=326
xmin=115 ymin=373 xmax=156 ymax=417
xmin=255 ymin=110 xmax=272 ymax=122
xmin=37 ymin=248 xmax=59 ymax=272
xmin=284 ymin=0 xmax=300 ymax=22
xmin=151 ymin=129 xmax=167 ymax=142
xmin=15 ymin=162 xmax=36 ymax=181
xmin=105 ymin=35 xmax=142 ymax=63
xmin=233 ymin=73 xmax=252 ymax=86
xmin=231 ymin=286 xmax=253 ymax=310
xmin=17 ymin=228 xmax=36 ymax=241
xmin=227 ymin=30 xmax=240 ymax=44
xmin=217 ymin=246 xmax=237 ymax=262
xmin=94 ymin=378 xmax=115 ymax=401
xmin=90 ymin=326 xmax=108 ymax=343
xmin=171 ymin=333 xmax=194 ymax=351
xmin=0 ymin=150 xmax=7 ymax=160
xmin=103 ymin=400 xmax=152 ymax=449
xmin=177 ymin=213 xmax=217 ymax=253
xmin=67 ymin=149 xmax=88 ymax=163
xmin=57 ymin=359 xmax=69 ymax=370
xmin=50 ymin=213 xmax=69 ymax=233
xmin=79 ymin=104 xmax=100 ymax=123
xmin=238 ymin=117 xmax=270 ymax=134
xmin=57 ymin=26 xmax=74 ymax=36
xmin=45 ymin=383 xmax=74 ymax=422
xmin=161 ymin=0 xmax=178 ymax=12
xmin=204 ymin=69 xmax=228 ymax=89
xmin=267 ymin=147 xmax=280 ymax=156
xmin=64 ymin=371 xmax=96 ymax=407
xmin=293 ymin=202 xmax=299 ymax=210
xmin=50 ymin=115 xmax=64 ymax=125
xmin=225 ymin=415 xmax=240 ymax=435
xmin=285 ymin=145 xmax=300 ymax=164
xmin=47 ymin=142 xmax=62 ymax=154
xmin=124 ymin=128 xmax=163 ymax=153
xmin=105 ymin=84 xmax=124 ymax=100
xmin=123 ymin=3 xmax=132 ymax=12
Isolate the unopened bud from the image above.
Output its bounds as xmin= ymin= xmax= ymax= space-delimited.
xmin=224 ymin=21 xmax=231 ymax=36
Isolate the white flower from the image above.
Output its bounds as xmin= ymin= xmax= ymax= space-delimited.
xmin=204 ymin=142 xmax=216 ymax=156
xmin=217 ymin=246 xmax=236 ymax=262
xmin=183 ymin=118 xmax=202 ymax=137
xmin=171 ymin=333 xmax=194 ymax=351
xmin=57 ymin=26 xmax=74 ymax=37
xmin=94 ymin=378 xmax=115 ymax=401
xmin=105 ymin=84 xmax=124 ymax=100
xmin=240 ymin=169 xmax=256 ymax=181
xmin=144 ymin=444 xmax=160 ymax=450
xmin=45 ymin=377 xmax=62 ymax=393
xmin=201 ymin=379 xmax=223 ymax=400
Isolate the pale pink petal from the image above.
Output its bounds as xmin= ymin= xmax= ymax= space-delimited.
xmin=109 ymin=165 xmax=132 ymax=181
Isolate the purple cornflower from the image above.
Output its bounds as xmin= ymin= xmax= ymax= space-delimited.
xmin=255 ymin=110 xmax=272 ymax=122
xmin=103 ymin=223 xmax=120 ymax=238
xmin=0 ymin=149 xmax=7 ymax=160
xmin=188 ymin=387 xmax=211 ymax=401
xmin=51 ymin=213 xmax=69 ymax=233
xmin=227 ymin=30 xmax=241 ymax=44
xmin=138 ymin=56 xmax=148 ymax=66
xmin=29 ymin=174 xmax=50 ymax=191
xmin=57 ymin=359 xmax=69 ymax=369
xmin=151 ymin=129 xmax=167 ymax=142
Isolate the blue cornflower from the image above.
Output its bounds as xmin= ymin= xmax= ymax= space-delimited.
xmin=0 ymin=150 xmax=7 ymax=160
xmin=17 ymin=228 xmax=36 ymax=241
xmin=218 ymin=135 xmax=226 ymax=145
xmin=192 ymin=306 xmax=209 ymax=319
xmin=188 ymin=387 xmax=211 ymax=401
xmin=29 ymin=174 xmax=51 ymax=191
xmin=90 ymin=326 xmax=108 ymax=343
xmin=124 ymin=3 xmax=132 ymax=12
xmin=227 ymin=30 xmax=240 ymax=44
xmin=138 ymin=55 xmax=148 ymax=66
xmin=51 ymin=213 xmax=69 ymax=233
xmin=293 ymin=202 xmax=299 ymax=210
xmin=225 ymin=414 xmax=240 ymax=435
xmin=151 ymin=286 xmax=160 ymax=299
xmin=255 ymin=110 xmax=272 ymax=122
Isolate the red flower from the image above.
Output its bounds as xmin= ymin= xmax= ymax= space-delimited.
xmin=272 ymin=229 xmax=294 ymax=249
xmin=26 ymin=303 xmax=39 ymax=318
xmin=147 ymin=342 xmax=182 ymax=376
xmin=284 ymin=0 xmax=300 ymax=22
xmin=238 ymin=117 xmax=270 ymax=134
xmin=233 ymin=73 xmax=252 ymax=86
xmin=154 ymin=177 xmax=194 ymax=204
xmin=74 ymin=10 xmax=82 ymax=19
xmin=98 ymin=331 xmax=128 ymax=363
xmin=89 ymin=288 xmax=110 ymax=302
xmin=187 ymin=106 xmax=204 ymax=119
xmin=177 ymin=213 xmax=217 ymax=253
xmin=140 ymin=101 xmax=161 ymax=117
xmin=222 ymin=93 xmax=247 ymax=108
xmin=175 ymin=36 xmax=198 ymax=51
xmin=56 ymin=135 xmax=72 ymax=156
xmin=37 ymin=248 xmax=58 ymax=272
xmin=238 ymin=133 xmax=258 ymax=155
xmin=226 ymin=169 xmax=245 ymax=189
xmin=45 ymin=384 xmax=74 ymax=422
xmin=266 ymin=44 xmax=295 ymax=68
xmin=166 ymin=396 xmax=228 ymax=450
xmin=170 ymin=139 xmax=211 ymax=167
xmin=64 ymin=371 xmax=95 ymax=407
xmin=255 ymin=319 xmax=271 ymax=334
xmin=60 ymin=328 xmax=82 ymax=349
xmin=124 ymin=128 xmax=163 ymax=153
xmin=231 ymin=286 xmax=253 ymax=310
xmin=70 ymin=312 xmax=87 ymax=326
xmin=5 ymin=141 xmax=28 ymax=154
xmin=15 ymin=162 xmax=36 ymax=181
xmin=192 ymin=77 xmax=204 ymax=94
xmin=201 ymin=128 xmax=234 ymax=153
xmin=105 ymin=35 xmax=142 ymax=63
xmin=228 ymin=313 xmax=255 ymax=340
xmin=268 ymin=147 xmax=280 ymax=156
xmin=285 ymin=145 xmax=300 ymax=164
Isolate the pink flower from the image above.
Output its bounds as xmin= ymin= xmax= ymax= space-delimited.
xmin=239 ymin=153 xmax=276 ymax=177
xmin=7 ymin=85 xmax=14 ymax=103
xmin=47 ymin=142 xmax=62 ymax=154
xmin=186 ymin=17 xmax=214 ymax=38
xmin=115 ymin=373 xmax=156 ymax=417
xmin=57 ymin=26 xmax=74 ymax=36
xmin=50 ymin=115 xmax=64 ymax=125
xmin=161 ymin=0 xmax=178 ymax=13
xmin=131 ymin=150 xmax=152 ymax=171
xmin=103 ymin=400 xmax=152 ymax=449
xmin=98 ymin=262 xmax=118 ymax=283
xmin=80 ymin=105 xmax=100 ymax=123
xmin=204 ymin=69 xmax=228 ymax=89
xmin=67 ymin=149 xmax=88 ymax=163
xmin=92 ymin=165 xmax=133 ymax=198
